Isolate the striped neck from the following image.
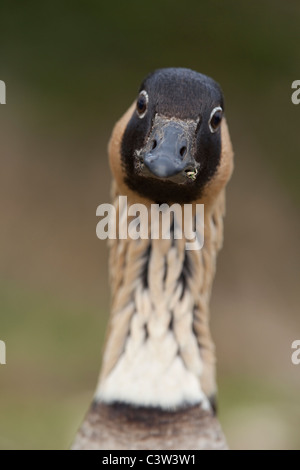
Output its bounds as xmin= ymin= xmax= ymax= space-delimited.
xmin=95 ymin=189 xmax=225 ymax=410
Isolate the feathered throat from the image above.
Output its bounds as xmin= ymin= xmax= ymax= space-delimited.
xmin=95 ymin=187 xmax=226 ymax=409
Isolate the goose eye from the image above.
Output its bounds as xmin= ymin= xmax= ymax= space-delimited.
xmin=136 ymin=90 xmax=148 ymax=118
xmin=209 ymin=107 xmax=223 ymax=133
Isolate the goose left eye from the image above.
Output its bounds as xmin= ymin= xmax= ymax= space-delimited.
xmin=136 ymin=90 xmax=149 ymax=118
xmin=209 ymin=107 xmax=223 ymax=133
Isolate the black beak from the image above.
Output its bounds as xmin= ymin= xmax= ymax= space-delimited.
xmin=137 ymin=115 xmax=199 ymax=183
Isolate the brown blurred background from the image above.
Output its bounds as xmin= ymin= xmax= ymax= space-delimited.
xmin=0 ymin=1 xmax=299 ymax=449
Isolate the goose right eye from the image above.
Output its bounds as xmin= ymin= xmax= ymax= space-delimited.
xmin=136 ymin=91 xmax=149 ymax=118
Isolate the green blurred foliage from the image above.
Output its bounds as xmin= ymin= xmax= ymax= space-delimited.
xmin=0 ymin=0 xmax=299 ymax=199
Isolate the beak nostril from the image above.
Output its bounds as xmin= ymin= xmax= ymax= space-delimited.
xmin=152 ymin=139 xmax=157 ymax=150
xmin=180 ymin=146 xmax=187 ymax=157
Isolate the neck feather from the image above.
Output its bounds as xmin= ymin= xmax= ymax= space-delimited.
xmin=95 ymin=187 xmax=225 ymax=409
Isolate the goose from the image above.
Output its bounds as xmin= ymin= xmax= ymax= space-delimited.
xmin=72 ymin=67 xmax=234 ymax=450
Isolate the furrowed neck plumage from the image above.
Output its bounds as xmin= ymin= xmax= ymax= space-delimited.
xmin=95 ymin=184 xmax=226 ymax=410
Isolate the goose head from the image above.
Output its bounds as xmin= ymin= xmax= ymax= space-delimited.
xmin=109 ymin=67 xmax=233 ymax=204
